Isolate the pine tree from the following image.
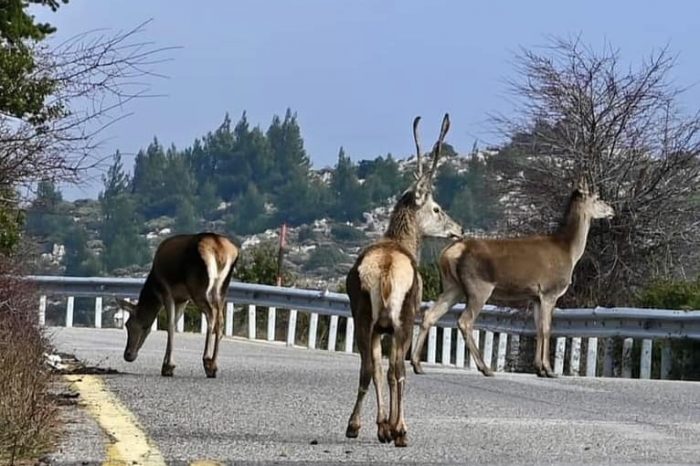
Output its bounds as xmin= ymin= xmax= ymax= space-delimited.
xmin=330 ymin=147 xmax=370 ymax=221
xmin=25 ymin=181 xmax=72 ymax=244
xmin=99 ymin=152 xmax=149 ymax=271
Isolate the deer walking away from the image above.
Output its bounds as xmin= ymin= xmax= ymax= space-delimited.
xmin=344 ymin=114 xmax=463 ymax=447
xmin=118 ymin=232 xmax=239 ymax=378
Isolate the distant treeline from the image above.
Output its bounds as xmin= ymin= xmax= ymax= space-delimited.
xmin=24 ymin=109 xmax=502 ymax=275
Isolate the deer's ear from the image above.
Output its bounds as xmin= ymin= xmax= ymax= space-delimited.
xmin=116 ymin=298 xmax=137 ymax=312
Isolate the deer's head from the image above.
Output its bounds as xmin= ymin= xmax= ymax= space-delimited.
xmin=406 ymin=114 xmax=464 ymax=240
xmin=573 ymin=179 xmax=615 ymax=220
xmin=117 ymin=298 xmax=152 ymax=362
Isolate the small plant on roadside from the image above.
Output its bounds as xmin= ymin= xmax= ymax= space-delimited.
xmin=0 ymin=261 xmax=57 ymax=464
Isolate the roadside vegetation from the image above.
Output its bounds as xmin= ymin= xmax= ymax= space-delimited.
xmin=0 ymin=0 xmax=166 ymax=463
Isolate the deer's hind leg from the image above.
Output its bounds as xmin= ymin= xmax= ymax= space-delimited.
xmin=346 ymin=306 xmax=373 ymax=438
xmin=389 ymin=324 xmax=412 ymax=447
xmin=371 ymin=330 xmax=392 ymax=443
xmin=191 ymin=292 xmax=218 ymax=378
xmin=457 ymin=282 xmax=494 ymax=377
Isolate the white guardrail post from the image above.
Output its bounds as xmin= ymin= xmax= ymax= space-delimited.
xmin=225 ymin=302 xmax=234 ymax=337
xmin=267 ymin=307 xmax=276 ymax=342
xmin=24 ymin=276 xmax=700 ymax=380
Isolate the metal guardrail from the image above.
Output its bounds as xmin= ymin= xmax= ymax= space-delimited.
xmin=27 ymin=275 xmax=700 ymax=340
xmin=24 ymin=275 xmax=700 ymax=380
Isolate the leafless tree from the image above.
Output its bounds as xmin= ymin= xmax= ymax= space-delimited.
xmin=0 ymin=21 xmax=173 ymax=197
xmin=494 ymin=37 xmax=700 ymax=306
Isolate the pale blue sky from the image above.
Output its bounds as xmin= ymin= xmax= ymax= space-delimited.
xmin=37 ymin=1 xmax=700 ymax=199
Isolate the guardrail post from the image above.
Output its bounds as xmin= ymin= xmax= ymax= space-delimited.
xmin=412 ymin=325 xmax=420 ymax=355
xmin=176 ymin=310 xmax=184 ymax=333
xmin=496 ymin=333 xmax=508 ymax=372
xmin=225 ymin=302 xmax=234 ymax=337
xmin=554 ymin=337 xmax=566 ymax=375
xmin=427 ymin=327 xmax=437 ymax=364
xmin=441 ymin=327 xmax=452 ymax=366
xmin=345 ymin=317 xmax=354 ymax=353
xmin=455 ymin=331 xmax=465 ymax=368
xmin=39 ymin=295 xmax=47 ymax=326
xmin=267 ymin=307 xmax=276 ymax=341
xmin=468 ymin=330 xmax=481 ymax=370
xmin=286 ymin=309 xmax=297 ymax=347
xmin=66 ymin=296 xmax=74 ymax=328
xmin=508 ymin=334 xmax=520 ymax=371
xmin=483 ymin=331 xmax=494 ymax=371
xmin=200 ymin=314 xmax=207 ymax=334
xmin=621 ymin=338 xmax=633 ymax=378
xmin=585 ymin=337 xmax=598 ymax=377
xmin=248 ymin=304 xmax=256 ymax=340
xmin=569 ymin=337 xmax=581 ymax=376
xmin=603 ymin=338 xmax=615 ymax=377
xmin=639 ymin=339 xmax=652 ymax=379
xmin=328 ymin=315 xmax=338 ymax=351
xmin=308 ymin=313 xmax=318 ymax=349
xmin=660 ymin=340 xmax=672 ymax=380
xmin=94 ymin=297 xmax=102 ymax=329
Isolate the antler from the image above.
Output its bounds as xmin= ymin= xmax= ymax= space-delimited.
xmin=413 ymin=116 xmax=422 ymax=180
xmin=426 ymin=113 xmax=450 ymax=180
xmin=575 ymin=176 xmax=591 ymax=194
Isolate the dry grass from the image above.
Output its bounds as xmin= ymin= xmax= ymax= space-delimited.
xmin=0 ymin=260 xmax=57 ymax=465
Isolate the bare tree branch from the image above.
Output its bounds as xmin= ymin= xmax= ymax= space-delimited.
xmin=0 ymin=20 xmax=175 ymax=193
xmin=494 ymin=37 xmax=700 ymax=305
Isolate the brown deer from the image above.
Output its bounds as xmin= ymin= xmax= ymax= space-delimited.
xmin=410 ymin=180 xmax=614 ymax=377
xmin=117 ymin=233 xmax=239 ymax=378
xmin=345 ymin=114 xmax=464 ymax=447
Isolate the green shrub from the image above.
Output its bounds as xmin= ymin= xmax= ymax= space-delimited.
xmin=637 ymin=278 xmax=700 ymax=380
xmin=235 ymin=241 xmax=293 ymax=286
xmin=418 ymin=263 xmax=442 ymax=302
xmin=304 ymin=245 xmax=350 ymax=271
xmin=637 ymin=278 xmax=700 ymax=310
xmin=330 ymin=224 xmax=366 ymax=243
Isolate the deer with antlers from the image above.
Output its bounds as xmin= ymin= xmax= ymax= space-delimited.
xmin=117 ymin=232 xmax=239 ymax=378
xmin=411 ymin=180 xmax=614 ymax=377
xmin=344 ymin=114 xmax=463 ymax=447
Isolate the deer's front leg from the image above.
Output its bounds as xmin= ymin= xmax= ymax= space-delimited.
xmin=411 ymin=287 xmax=461 ymax=374
xmin=539 ymin=300 xmax=557 ymax=378
xmin=161 ymin=300 xmax=181 ymax=377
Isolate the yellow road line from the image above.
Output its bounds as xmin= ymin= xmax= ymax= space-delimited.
xmin=65 ymin=374 xmax=166 ymax=466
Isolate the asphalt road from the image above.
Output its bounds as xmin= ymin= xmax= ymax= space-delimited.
xmin=50 ymin=327 xmax=700 ymax=465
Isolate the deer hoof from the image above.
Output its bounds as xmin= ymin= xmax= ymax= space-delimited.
xmin=393 ymin=432 xmax=408 ymax=448
xmin=161 ymin=363 xmax=176 ymax=377
xmin=480 ymin=367 xmax=495 ymax=377
xmin=203 ymin=358 xmax=217 ymax=378
xmin=345 ymin=423 xmax=360 ymax=439
xmin=411 ymin=361 xmax=425 ymax=375
xmin=377 ymin=421 xmax=392 ymax=443
xmin=544 ymin=368 xmax=558 ymax=378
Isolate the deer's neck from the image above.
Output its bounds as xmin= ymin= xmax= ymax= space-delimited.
xmin=557 ymin=205 xmax=591 ymax=265
xmin=137 ymin=274 xmax=163 ymax=325
xmin=383 ymin=207 xmax=421 ymax=260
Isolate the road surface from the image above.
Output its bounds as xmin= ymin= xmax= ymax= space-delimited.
xmin=48 ymin=327 xmax=699 ymax=465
